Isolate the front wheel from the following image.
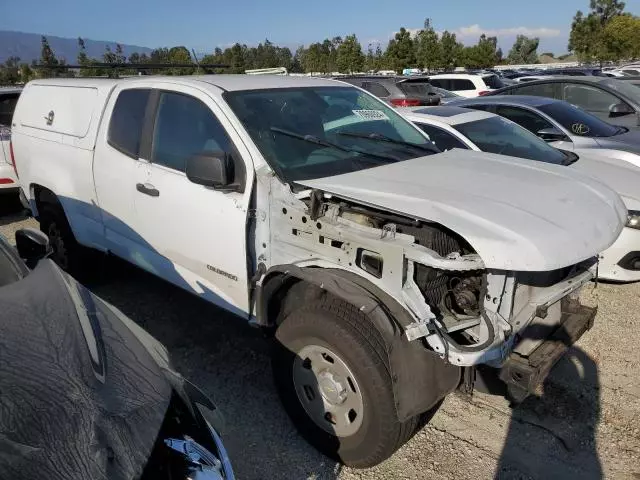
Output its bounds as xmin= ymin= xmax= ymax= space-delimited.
xmin=272 ymin=295 xmax=426 ymax=468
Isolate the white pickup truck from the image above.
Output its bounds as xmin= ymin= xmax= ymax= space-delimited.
xmin=11 ymin=75 xmax=625 ymax=467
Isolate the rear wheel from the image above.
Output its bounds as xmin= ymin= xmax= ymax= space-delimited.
xmin=272 ymin=294 xmax=428 ymax=468
xmin=39 ymin=204 xmax=88 ymax=276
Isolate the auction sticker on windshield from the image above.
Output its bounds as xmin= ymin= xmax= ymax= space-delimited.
xmin=352 ymin=110 xmax=389 ymax=121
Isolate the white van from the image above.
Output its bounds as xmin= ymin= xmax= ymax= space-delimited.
xmin=10 ymin=75 xmax=625 ymax=467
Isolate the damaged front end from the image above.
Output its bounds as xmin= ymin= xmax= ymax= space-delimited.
xmin=260 ymin=178 xmax=596 ymax=383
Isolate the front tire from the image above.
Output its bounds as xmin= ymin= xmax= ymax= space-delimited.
xmin=272 ymin=295 xmax=425 ymax=468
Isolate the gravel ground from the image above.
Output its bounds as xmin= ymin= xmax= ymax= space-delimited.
xmin=1 ymin=199 xmax=639 ymax=480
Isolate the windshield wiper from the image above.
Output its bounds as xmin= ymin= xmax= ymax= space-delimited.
xmin=337 ymin=131 xmax=441 ymax=154
xmin=270 ymin=127 xmax=401 ymax=163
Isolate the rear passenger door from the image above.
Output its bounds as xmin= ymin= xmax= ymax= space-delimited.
xmin=94 ymin=86 xmax=152 ymax=257
xmin=134 ymin=85 xmax=255 ymax=316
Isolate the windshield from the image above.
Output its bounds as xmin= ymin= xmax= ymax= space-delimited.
xmin=538 ymin=102 xmax=621 ymax=138
xmin=454 ymin=116 xmax=569 ymax=164
xmin=224 ymin=86 xmax=434 ymax=182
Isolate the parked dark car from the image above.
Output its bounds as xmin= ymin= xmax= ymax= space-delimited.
xmin=337 ymin=75 xmax=441 ymax=107
xmin=448 ymin=95 xmax=640 ymax=161
xmin=0 ymin=230 xmax=235 ymax=480
xmin=488 ymin=76 xmax=640 ymax=129
xmin=542 ymin=67 xmax=604 ymax=76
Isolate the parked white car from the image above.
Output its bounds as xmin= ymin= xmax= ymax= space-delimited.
xmin=401 ymin=106 xmax=640 ymax=282
xmin=11 ymin=76 xmax=626 ymax=467
xmin=427 ymin=73 xmax=505 ymax=97
xmin=0 ymin=87 xmax=21 ymax=194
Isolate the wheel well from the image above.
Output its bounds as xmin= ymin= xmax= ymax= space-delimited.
xmin=262 ymin=274 xmax=324 ymax=327
xmin=31 ymin=184 xmax=61 ymax=218
xmin=260 ymin=266 xmax=462 ymax=422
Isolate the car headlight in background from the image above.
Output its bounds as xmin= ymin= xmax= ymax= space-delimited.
xmin=627 ymin=211 xmax=640 ymax=230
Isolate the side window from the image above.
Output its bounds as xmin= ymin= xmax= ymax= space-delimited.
xmin=495 ymin=106 xmax=553 ymax=134
xmin=108 ymin=89 xmax=151 ymax=158
xmin=429 ymin=79 xmax=445 ymax=89
xmin=415 ymin=123 xmax=468 ymax=151
xmin=563 ymin=84 xmax=622 ymax=113
xmin=0 ymin=93 xmax=19 ymax=126
xmin=452 ymin=79 xmax=476 ymax=91
xmin=362 ymin=82 xmax=391 ymax=98
xmin=515 ymin=83 xmax=558 ymax=99
xmin=151 ymin=92 xmax=232 ymax=173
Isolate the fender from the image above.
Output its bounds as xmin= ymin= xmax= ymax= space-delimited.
xmin=257 ymin=264 xmax=461 ymax=422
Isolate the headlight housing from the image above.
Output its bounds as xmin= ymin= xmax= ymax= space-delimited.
xmin=627 ymin=210 xmax=640 ymax=230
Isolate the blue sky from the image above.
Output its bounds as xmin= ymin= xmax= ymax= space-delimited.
xmin=3 ymin=0 xmax=639 ymax=54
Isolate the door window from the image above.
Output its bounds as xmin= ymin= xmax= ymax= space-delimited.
xmin=451 ymin=79 xmax=476 ymax=91
xmin=107 ymin=89 xmax=151 ymax=158
xmin=429 ymin=79 xmax=449 ymax=90
xmin=514 ymin=82 xmax=558 ymax=99
xmin=495 ymin=106 xmax=554 ymax=134
xmin=415 ymin=123 xmax=468 ymax=151
xmin=0 ymin=93 xmax=19 ymax=126
xmin=151 ymin=92 xmax=232 ymax=173
xmin=563 ymin=84 xmax=622 ymax=113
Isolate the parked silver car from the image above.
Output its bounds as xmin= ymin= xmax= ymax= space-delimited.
xmin=449 ymin=95 xmax=640 ymax=168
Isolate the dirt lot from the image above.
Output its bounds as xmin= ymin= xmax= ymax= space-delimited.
xmin=1 ymin=199 xmax=639 ymax=480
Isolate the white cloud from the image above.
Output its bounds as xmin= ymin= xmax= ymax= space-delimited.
xmin=391 ymin=24 xmax=561 ymax=42
xmin=452 ymin=24 xmax=562 ymax=39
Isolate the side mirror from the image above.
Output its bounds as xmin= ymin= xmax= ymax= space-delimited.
xmin=609 ymin=102 xmax=634 ymax=118
xmin=186 ymin=151 xmax=233 ymax=189
xmin=537 ymin=127 xmax=568 ymax=142
xmin=15 ymin=228 xmax=51 ymax=269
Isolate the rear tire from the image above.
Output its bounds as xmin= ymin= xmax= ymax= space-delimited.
xmin=272 ymin=294 xmax=429 ymax=468
xmin=39 ymin=204 xmax=88 ymax=277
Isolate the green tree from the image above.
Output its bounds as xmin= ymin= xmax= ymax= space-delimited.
xmin=474 ymin=34 xmax=501 ymax=68
xmin=415 ymin=19 xmax=441 ymax=72
xmin=38 ymin=35 xmax=61 ymax=77
xmin=0 ymin=56 xmax=21 ymax=84
xmin=507 ymin=35 xmax=540 ymax=64
xmin=167 ymin=46 xmax=194 ymax=75
xmin=569 ymin=0 xmax=627 ymax=62
xmin=77 ymin=37 xmax=98 ymax=77
xmin=385 ymin=27 xmax=416 ymax=73
xmin=335 ymin=34 xmax=364 ymax=73
xmin=439 ymin=31 xmax=463 ymax=70
xmin=602 ymin=14 xmax=640 ymax=60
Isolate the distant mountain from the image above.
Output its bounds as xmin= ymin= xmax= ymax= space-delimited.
xmin=0 ymin=31 xmax=153 ymax=64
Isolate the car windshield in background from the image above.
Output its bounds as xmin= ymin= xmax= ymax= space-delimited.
xmin=454 ymin=116 xmax=568 ymax=165
xmin=538 ymin=102 xmax=621 ymax=138
xmin=482 ymin=75 xmax=505 ymax=89
xmin=224 ymin=86 xmax=435 ymax=183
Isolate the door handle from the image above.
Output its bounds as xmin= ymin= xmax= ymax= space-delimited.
xmin=136 ymin=183 xmax=160 ymax=197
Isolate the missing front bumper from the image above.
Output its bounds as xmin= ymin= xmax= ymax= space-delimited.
xmin=499 ymin=303 xmax=597 ymax=396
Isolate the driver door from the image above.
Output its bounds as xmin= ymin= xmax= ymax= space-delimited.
xmin=134 ymin=85 xmax=255 ymax=317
